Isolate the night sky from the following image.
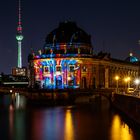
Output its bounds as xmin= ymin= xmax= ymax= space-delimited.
xmin=0 ymin=0 xmax=140 ymax=73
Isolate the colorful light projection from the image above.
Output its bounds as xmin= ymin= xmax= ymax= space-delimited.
xmin=33 ymin=58 xmax=81 ymax=89
xmin=36 ymin=43 xmax=92 ymax=59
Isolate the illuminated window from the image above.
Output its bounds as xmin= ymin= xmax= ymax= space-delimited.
xmin=68 ymin=79 xmax=74 ymax=86
xmin=56 ymin=66 xmax=61 ymax=72
xmin=35 ymin=67 xmax=40 ymax=73
xmin=69 ymin=65 xmax=75 ymax=72
xmin=44 ymin=66 xmax=49 ymax=73
xmin=83 ymin=66 xmax=87 ymax=72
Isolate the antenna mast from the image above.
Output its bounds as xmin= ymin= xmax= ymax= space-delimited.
xmin=16 ymin=0 xmax=23 ymax=68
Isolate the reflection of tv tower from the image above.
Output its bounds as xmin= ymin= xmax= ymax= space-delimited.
xmin=16 ymin=0 xmax=23 ymax=68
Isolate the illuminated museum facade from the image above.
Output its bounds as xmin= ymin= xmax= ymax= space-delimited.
xmin=28 ymin=21 xmax=140 ymax=90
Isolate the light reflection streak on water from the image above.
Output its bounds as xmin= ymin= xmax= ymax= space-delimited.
xmin=31 ymin=108 xmax=64 ymax=140
xmin=9 ymin=104 xmax=14 ymax=139
xmin=15 ymin=111 xmax=26 ymax=140
xmin=64 ymin=109 xmax=74 ymax=140
xmin=31 ymin=111 xmax=44 ymax=140
xmin=16 ymin=93 xmax=20 ymax=109
xmin=9 ymin=104 xmax=26 ymax=140
xmin=15 ymin=93 xmax=26 ymax=109
xmin=110 ymin=114 xmax=133 ymax=140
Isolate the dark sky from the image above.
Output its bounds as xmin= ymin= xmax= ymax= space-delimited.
xmin=0 ymin=0 xmax=140 ymax=73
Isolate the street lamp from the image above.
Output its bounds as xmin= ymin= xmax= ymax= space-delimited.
xmin=127 ymin=77 xmax=130 ymax=88
xmin=115 ymin=76 xmax=119 ymax=93
xmin=124 ymin=77 xmax=131 ymax=89
xmin=134 ymin=79 xmax=140 ymax=90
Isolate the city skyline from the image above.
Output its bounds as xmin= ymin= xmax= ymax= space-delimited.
xmin=0 ymin=0 xmax=140 ymax=73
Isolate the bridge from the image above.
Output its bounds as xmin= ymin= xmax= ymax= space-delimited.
xmin=0 ymin=86 xmax=114 ymax=105
xmin=0 ymin=86 xmax=114 ymax=96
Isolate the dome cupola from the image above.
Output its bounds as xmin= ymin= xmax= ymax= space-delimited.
xmin=125 ymin=53 xmax=139 ymax=63
xmin=43 ymin=21 xmax=93 ymax=57
xmin=45 ymin=21 xmax=91 ymax=45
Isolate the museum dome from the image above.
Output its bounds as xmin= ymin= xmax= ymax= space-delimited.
xmin=45 ymin=21 xmax=91 ymax=45
xmin=125 ymin=53 xmax=139 ymax=63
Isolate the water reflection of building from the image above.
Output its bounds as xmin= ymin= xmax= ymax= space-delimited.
xmin=28 ymin=21 xmax=140 ymax=90
xmin=64 ymin=110 xmax=74 ymax=140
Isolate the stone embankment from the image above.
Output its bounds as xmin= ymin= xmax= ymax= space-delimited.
xmin=113 ymin=93 xmax=140 ymax=126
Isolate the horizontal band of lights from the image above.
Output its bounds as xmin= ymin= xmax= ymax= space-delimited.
xmin=34 ymin=54 xmax=92 ymax=59
xmin=33 ymin=58 xmax=81 ymax=89
xmin=3 ymin=82 xmax=29 ymax=85
xmin=31 ymin=43 xmax=93 ymax=60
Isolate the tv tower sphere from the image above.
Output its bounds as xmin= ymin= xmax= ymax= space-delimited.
xmin=16 ymin=34 xmax=24 ymax=41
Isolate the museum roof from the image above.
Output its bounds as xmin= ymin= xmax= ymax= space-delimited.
xmin=45 ymin=21 xmax=91 ymax=45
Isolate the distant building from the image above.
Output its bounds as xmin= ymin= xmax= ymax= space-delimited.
xmin=12 ymin=67 xmax=27 ymax=77
xmin=28 ymin=21 xmax=140 ymax=90
xmin=0 ymin=73 xmax=28 ymax=87
xmin=125 ymin=53 xmax=139 ymax=63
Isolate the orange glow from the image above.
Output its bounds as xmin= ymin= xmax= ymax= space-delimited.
xmin=124 ymin=77 xmax=130 ymax=82
xmin=110 ymin=115 xmax=133 ymax=140
xmin=9 ymin=104 xmax=14 ymax=139
xmin=67 ymin=77 xmax=71 ymax=81
xmin=64 ymin=110 xmax=74 ymax=140
xmin=115 ymin=75 xmax=119 ymax=81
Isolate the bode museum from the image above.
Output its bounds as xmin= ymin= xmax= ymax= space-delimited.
xmin=28 ymin=21 xmax=140 ymax=90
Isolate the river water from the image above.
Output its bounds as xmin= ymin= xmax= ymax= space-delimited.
xmin=0 ymin=94 xmax=140 ymax=140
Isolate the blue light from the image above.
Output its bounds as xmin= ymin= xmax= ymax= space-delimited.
xmin=44 ymin=77 xmax=51 ymax=88
xmin=42 ymin=54 xmax=47 ymax=58
xmin=41 ymin=61 xmax=47 ymax=66
xmin=68 ymin=59 xmax=77 ymax=65
xmin=130 ymin=57 xmax=138 ymax=62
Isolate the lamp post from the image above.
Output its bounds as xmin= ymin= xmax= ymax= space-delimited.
xmin=134 ymin=79 xmax=140 ymax=90
xmin=124 ymin=78 xmax=128 ymax=93
xmin=127 ymin=77 xmax=130 ymax=88
xmin=124 ymin=77 xmax=130 ymax=89
xmin=115 ymin=76 xmax=119 ymax=93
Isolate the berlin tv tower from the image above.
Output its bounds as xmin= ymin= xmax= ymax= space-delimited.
xmin=16 ymin=0 xmax=23 ymax=68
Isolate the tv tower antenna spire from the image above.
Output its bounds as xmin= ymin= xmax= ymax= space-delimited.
xmin=16 ymin=0 xmax=23 ymax=68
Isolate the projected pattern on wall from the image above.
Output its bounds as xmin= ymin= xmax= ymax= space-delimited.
xmin=33 ymin=58 xmax=81 ymax=89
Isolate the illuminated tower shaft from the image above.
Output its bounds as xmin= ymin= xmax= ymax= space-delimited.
xmin=17 ymin=41 xmax=22 ymax=68
xmin=16 ymin=0 xmax=23 ymax=68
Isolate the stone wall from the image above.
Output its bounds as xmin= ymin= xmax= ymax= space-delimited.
xmin=113 ymin=94 xmax=140 ymax=125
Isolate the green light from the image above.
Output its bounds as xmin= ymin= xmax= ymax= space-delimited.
xmin=16 ymin=34 xmax=24 ymax=41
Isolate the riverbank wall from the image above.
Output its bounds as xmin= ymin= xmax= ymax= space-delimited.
xmin=113 ymin=93 xmax=140 ymax=126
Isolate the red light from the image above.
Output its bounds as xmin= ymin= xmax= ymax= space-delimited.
xmin=50 ymin=49 xmax=53 ymax=54
xmin=17 ymin=26 xmax=22 ymax=31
